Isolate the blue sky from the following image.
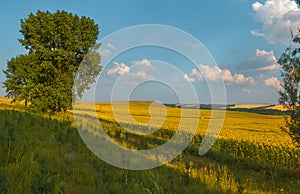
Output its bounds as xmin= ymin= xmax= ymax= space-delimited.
xmin=0 ymin=0 xmax=299 ymax=104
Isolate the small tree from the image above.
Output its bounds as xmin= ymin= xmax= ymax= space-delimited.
xmin=3 ymin=10 xmax=101 ymax=112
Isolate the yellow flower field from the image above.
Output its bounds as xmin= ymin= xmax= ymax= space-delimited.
xmin=72 ymin=101 xmax=294 ymax=148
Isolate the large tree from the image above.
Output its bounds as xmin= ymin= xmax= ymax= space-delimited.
xmin=278 ymin=1 xmax=300 ymax=145
xmin=3 ymin=10 xmax=101 ymax=112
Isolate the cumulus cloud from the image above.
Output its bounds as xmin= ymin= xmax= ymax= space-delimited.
xmin=247 ymin=49 xmax=280 ymax=71
xmin=107 ymin=60 xmax=154 ymax=87
xmin=191 ymin=68 xmax=204 ymax=80
xmin=255 ymin=49 xmax=277 ymax=62
xmin=202 ymin=65 xmax=256 ymax=85
xmin=132 ymin=59 xmax=152 ymax=68
xmin=184 ymin=64 xmax=256 ymax=85
xmin=107 ymin=62 xmax=130 ymax=76
xmin=233 ymin=73 xmax=256 ymax=85
xmin=264 ymin=77 xmax=282 ymax=90
xmin=183 ymin=74 xmax=196 ymax=82
xmin=134 ymin=70 xmax=153 ymax=79
xmin=200 ymin=65 xmax=222 ymax=81
xmin=252 ymin=0 xmax=300 ymax=45
xmin=131 ymin=58 xmax=154 ymax=79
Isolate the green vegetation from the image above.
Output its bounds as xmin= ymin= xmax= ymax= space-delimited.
xmin=3 ymin=10 xmax=101 ymax=113
xmin=277 ymin=0 xmax=300 ymax=145
xmin=0 ymin=99 xmax=299 ymax=193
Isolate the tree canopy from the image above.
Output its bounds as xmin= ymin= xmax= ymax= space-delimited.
xmin=3 ymin=10 xmax=101 ymax=112
xmin=278 ymin=1 xmax=300 ymax=145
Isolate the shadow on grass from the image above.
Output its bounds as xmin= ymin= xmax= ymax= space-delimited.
xmin=0 ymin=109 xmax=299 ymax=193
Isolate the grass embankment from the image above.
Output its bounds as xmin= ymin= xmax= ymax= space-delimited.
xmin=0 ymin=97 xmax=299 ymax=193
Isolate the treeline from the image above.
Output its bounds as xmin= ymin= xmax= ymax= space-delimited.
xmin=163 ymin=104 xmax=229 ymax=110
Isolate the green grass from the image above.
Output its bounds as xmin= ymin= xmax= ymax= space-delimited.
xmin=0 ymin=99 xmax=300 ymax=193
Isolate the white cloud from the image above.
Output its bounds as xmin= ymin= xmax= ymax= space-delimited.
xmin=201 ymin=65 xmax=256 ymax=85
xmin=183 ymin=74 xmax=196 ymax=83
xmin=257 ymin=63 xmax=281 ymax=71
xmin=264 ymin=77 xmax=282 ymax=90
xmin=184 ymin=64 xmax=256 ymax=85
xmin=100 ymin=49 xmax=112 ymax=58
xmin=130 ymin=59 xmax=154 ymax=80
xmin=233 ymin=73 xmax=256 ymax=85
xmin=100 ymin=43 xmax=117 ymax=58
xmin=107 ymin=62 xmax=130 ymax=76
xmin=250 ymin=30 xmax=265 ymax=37
xmin=134 ymin=70 xmax=153 ymax=79
xmin=132 ymin=58 xmax=153 ymax=69
xmin=222 ymin=69 xmax=234 ymax=83
xmin=242 ymin=88 xmax=251 ymax=93
xmin=255 ymin=49 xmax=277 ymax=62
xmin=191 ymin=68 xmax=204 ymax=81
xmin=107 ymin=60 xmax=154 ymax=87
xmin=200 ymin=65 xmax=222 ymax=81
xmin=248 ymin=49 xmax=280 ymax=71
xmin=252 ymin=0 xmax=300 ymax=45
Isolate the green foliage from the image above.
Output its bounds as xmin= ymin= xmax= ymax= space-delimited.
xmin=3 ymin=10 xmax=101 ymax=113
xmin=30 ymin=157 xmax=58 ymax=193
xmin=0 ymin=168 xmax=11 ymax=193
xmin=277 ymin=0 xmax=300 ymax=145
xmin=278 ymin=33 xmax=300 ymax=145
xmin=278 ymin=0 xmax=300 ymax=146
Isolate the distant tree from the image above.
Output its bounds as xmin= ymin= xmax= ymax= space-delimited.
xmin=278 ymin=1 xmax=300 ymax=145
xmin=3 ymin=10 xmax=101 ymax=113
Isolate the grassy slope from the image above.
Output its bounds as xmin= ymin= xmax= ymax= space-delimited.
xmin=0 ymin=97 xmax=300 ymax=193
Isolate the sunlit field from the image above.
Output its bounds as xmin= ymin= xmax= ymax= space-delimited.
xmin=264 ymin=105 xmax=289 ymax=111
xmin=73 ymin=101 xmax=293 ymax=147
xmin=231 ymin=104 xmax=270 ymax=109
xmin=231 ymin=104 xmax=289 ymax=111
